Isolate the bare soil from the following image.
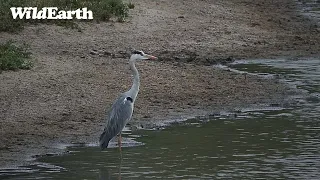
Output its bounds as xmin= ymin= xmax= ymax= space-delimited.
xmin=0 ymin=0 xmax=319 ymax=168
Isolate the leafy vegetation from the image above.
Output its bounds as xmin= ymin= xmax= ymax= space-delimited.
xmin=128 ymin=2 xmax=135 ymax=9
xmin=0 ymin=0 xmax=132 ymax=32
xmin=0 ymin=41 xmax=32 ymax=71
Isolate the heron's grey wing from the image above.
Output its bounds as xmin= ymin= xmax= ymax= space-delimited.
xmin=99 ymin=94 xmax=133 ymax=149
xmin=107 ymin=95 xmax=133 ymax=133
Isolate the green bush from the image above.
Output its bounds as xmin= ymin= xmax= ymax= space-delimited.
xmin=0 ymin=0 xmax=133 ymax=32
xmin=128 ymin=2 xmax=135 ymax=9
xmin=0 ymin=41 xmax=32 ymax=71
xmin=0 ymin=0 xmax=26 ymax=32
xmin=91 ymin=0 xmax=129 ymax=22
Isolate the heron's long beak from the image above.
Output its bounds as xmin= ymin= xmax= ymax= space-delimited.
xmin=143 ymin=54 xmax=157 ymax=60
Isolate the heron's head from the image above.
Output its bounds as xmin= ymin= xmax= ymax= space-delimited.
xmin=130 ymin=50 xmax=157 ymax=62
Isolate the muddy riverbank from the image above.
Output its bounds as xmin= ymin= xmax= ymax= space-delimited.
xmin=0 ymin=0 xmax=319 ymax=168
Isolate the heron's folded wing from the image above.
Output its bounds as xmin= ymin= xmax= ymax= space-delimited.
xmin=103 ymin=94 xmax=133 ymax=138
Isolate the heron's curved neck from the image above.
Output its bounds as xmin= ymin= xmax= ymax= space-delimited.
xmin=128 ymin=60 xmax=140 ymax=101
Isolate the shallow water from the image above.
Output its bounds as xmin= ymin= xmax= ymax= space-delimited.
xmin=296 ymin=0 xmax=320 ymax=24
xmin=1 ymin=58 xmax=320 ymax=180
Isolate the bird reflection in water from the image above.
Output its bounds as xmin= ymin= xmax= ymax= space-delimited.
xmin=98 ymin=152 xmax=123 ymax=180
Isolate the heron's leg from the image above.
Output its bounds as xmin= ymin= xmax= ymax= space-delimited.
xmin=118 ymin=132 xmax=122 ymax=152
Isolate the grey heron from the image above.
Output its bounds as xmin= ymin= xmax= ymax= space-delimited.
xmin=99 ymin=50 xmax=157 ymax=150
